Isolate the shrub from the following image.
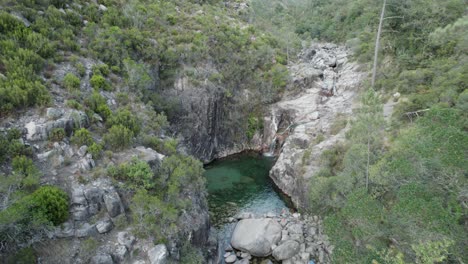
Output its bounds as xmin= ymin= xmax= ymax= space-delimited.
xmin=90 ymin=74 xmax=111 ymax=91
xmin=92 ymin=64 xmax=110 ymax=76
xmin=65 ymin=99 xmax=83 ymax=110
xmin=71 ymin=128 xmax=94 ymax=146
xmin=12 ymin=156 xmax=40 ymax=189
xmin=88 ymin=142 xmax=103 ymax=159
xmin=49 ymin=128 xmax=65 ymax=142
xmin=75 ymin=62 xmax=86 ymax=77
xmin=85 ymin=92 xmax=111 ymax=120
xmin=28 ymin=186 xmax=69 ymax=225
xmin=107 ymin=158 xmax=154 ymax=189
xmin=107 ymin=108 xmax=141 ymax=135
xmin=104 ymin=125 xmax=133 ymax=150
xmin=63 ymin=73 xmax=81 ymax=90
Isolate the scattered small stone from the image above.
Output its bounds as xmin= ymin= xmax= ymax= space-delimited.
xmin=225 ymin=254 xmax=237 ymax=263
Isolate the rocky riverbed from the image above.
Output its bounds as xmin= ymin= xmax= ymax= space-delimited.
xmin=223 ymin=211 xmax=332 ymax=264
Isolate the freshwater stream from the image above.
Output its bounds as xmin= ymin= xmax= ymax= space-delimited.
xmin=205 ymin=152 xmax=292 ymax=262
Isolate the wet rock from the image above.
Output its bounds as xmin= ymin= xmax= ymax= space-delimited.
xmin=272 ymin=240 xmax=300 ymax=261
xmin=148 ymin=244 xmax=168 ymax=264
xmin=231 ymin=219 xmax=282 ymax=257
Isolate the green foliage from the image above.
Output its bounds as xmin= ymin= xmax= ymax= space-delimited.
xmin=246 ymin=115 xmax=262 ymax=140
xmin=90 ymin=74 xmax=111 ymax=91
xmin=180 ymin=243 xmax=205 ymax=264
xmin=12 ymin=156 xmax=40 ymax=189
xmin=92 ymin=64 xmax=110 ymax=77
xmin=107 ymin=108 xmax=141 ymax=135
xmin=28 ymin=186 xmax=69 ymax=225
xmin=104 ymin=125 xmax=134 ymax=150
xmin=65 ymin=99 xmax=83 ymax=110
xmin=107 ymin=158 xmax=155 ymax=190
xmin=48 ymin=128 xmax=65 ymax=142
xmin=85 ymin=92 xmax=111 ymax=120
xmin=4 ymin=247 xmax=37 ymax=264
xmin=71 ymin=128 xmax=94 ymax=146
xmin=0 ymin=185 xmax=68 ymax=251
xmin=88 ymin=142 xmax=103 ymax=160
xmin=63 ymin=73 xmax=81 ymax=90
xmin=159 ymin=155 xmax=205 ymax=208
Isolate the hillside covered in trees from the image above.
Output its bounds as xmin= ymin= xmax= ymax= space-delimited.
xmin=0 ymin=0 xmax=466 ymax=263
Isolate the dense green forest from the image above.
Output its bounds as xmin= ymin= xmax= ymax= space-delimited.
xmin=251 ymin=0 xmax=467 ymax=263
xmin=0 ymin=0 xmax=466 ymax=263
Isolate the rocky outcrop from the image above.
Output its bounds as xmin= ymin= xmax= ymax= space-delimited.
xmin=54 ymin=179 xmax=124 ymax=238
xmin=25 ymin=108 xmax=89 ymax=141
xmin=266 ymin=43 xmax=365 ymax=208
xmin=228 ymin=212 xmax=333 ymax=264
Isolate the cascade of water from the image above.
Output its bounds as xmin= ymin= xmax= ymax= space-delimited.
xmin=263 ymin=136 xmax=277 ymax=157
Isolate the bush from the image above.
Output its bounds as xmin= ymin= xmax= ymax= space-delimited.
xmin=90 ymin=74 xmax=111 ymax=91
xmin=107 ymin=158 xmax=154 ymax=189
xmin=104 ymin=125 xmax=134 ymax=150
xmin=63 ymin=73 xmax=81 ymax=90
xmin=85 ymin=92 xmax=111 ymax=120
xmin=88 ymin=142 xmax=103 ymax=159
xmin=65 ymin=99 xmax=83 ymax=110
xmin=107 ymin=108 xmax=141 ymax=135
xmin=12 ymin=156 xmax=40 ymax=189
xmin=92 ymin=64 xmax=110 ymax=76
xmin=28 ymin=186 xmax=69 ymax=225
xmin=75 ymin=62 xmax=86 ymax=77
xmin=49 ymin=128 xmax=65 ymax=142
xmin=71 ymin=128 xmax=94 ymax=146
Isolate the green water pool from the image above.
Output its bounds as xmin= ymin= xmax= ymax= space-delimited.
xmin=205 ymin=152 xmax=289 ymax=226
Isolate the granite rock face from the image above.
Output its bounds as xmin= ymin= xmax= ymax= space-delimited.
xmin=266 ymin=43 xmax=365 ymax=208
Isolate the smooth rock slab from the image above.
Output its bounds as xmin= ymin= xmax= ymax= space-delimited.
xmin=272 ymin=240 xmax=300 ymax=261
xmin=231 ymin=219 xmax=282 ymax=257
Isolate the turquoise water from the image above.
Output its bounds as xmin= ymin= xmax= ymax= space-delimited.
xmin=205 ymin=152 xmax=289 ymax=226
xmin=205 ymin=152 xmax=290 ymax=263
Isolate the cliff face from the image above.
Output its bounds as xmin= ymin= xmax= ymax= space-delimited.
xmin=168 ymin=76 xmax=262 ymax=164
xmin=265 ymin=43 xmax=365 ymax=208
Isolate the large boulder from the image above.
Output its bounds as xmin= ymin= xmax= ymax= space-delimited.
xmin=231 ymin=219 xmax=282 ymax=257
xmin=272 ymin=240 xmax=300 ymax=261
xmin=148 ymin=244 xmax=168 ymax=264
